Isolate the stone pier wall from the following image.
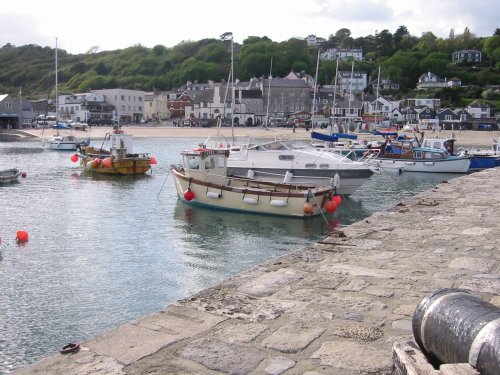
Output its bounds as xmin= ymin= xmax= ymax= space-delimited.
xmin=14 ymin=168 xmax=500 ymax=374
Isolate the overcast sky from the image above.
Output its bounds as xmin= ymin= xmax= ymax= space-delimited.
xmin=1 ymin=0 xmax=498 ymax=54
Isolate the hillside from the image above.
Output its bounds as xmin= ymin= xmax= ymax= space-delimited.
xmin=1 ymin=27 xmax=499 ymax=109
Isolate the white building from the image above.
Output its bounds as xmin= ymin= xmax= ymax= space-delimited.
xmin=92 ymin=88 xmax=146 ymax=124
xmin=59 ymin=92 xmax=105 ymax=122
xmin=144 ymin=92 xmax=169 ymax=122
xmin=320 ymin=48 xmax=363 ymax=61
xmin=338 ymin=71 xmax=368 ymax=93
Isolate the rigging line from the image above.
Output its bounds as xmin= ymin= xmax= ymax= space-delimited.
xmin=318 ymin=204 xmax=329 ymax=224
xmin=156 ymin=170 xmax=171 ymax=200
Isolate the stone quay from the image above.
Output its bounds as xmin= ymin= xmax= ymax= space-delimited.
xmin=14 ymin=168 xmax=500 ymax=375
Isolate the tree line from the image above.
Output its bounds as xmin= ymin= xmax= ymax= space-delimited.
xmin=1 ymin=26 xmax=499 ymax=109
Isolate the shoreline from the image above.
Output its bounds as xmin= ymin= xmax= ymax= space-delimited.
xmin=14 ymin=124 xmax=500 ymax=148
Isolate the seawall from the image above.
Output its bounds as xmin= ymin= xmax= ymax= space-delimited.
xmin=14 ymin=168 xmax=500 ymax=374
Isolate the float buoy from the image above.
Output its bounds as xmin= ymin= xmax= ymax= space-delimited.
xmin=102 ymin=157 xmax=113 ymax=168
xmin=59 ymin=343 xmax=80 ymax=354
xmin=183 ymin=188 xmax=195 ymax=201
xmin=303 ymin=201 xmax=313 ymax=215
xmin=16 ymin=230 xmax=29 ymax=243
xmin=150 ymin=156 xmax=158 ymax=165
xmin=70 ymin=154 xmax=79 ymax=162
xmin=325 ymin=199 xmax=338 ymax=213
xmin=21 ymin=171 xmax=27 ymax=178
xmin=332 ymin=195 xmax=342 ymax=206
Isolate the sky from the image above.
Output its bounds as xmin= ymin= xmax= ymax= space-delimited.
xmin=0 ymin=0 xmax=498 ymax=54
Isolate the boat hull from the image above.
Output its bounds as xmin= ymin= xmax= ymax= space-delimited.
xmin=172 ymin=169 xmax=332 ymax=218
xmin=0 ymin=168 xmax=21 ymax=184
xmin=81 ymin=157 xmax=151 ymax=175
xmin=373 ymin=157 xmax=470 ymax=173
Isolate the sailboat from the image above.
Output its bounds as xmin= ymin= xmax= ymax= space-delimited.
xmin=42 ymin=38 xmax=89 ymax=151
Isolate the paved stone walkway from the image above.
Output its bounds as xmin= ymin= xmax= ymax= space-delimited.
xmin=14 ymin=168 xmax=500 ymax=374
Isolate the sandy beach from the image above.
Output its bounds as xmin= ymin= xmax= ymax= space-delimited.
xmin=21 ymin=123 xmax=500 ymax=148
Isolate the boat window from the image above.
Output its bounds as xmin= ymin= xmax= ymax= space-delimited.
xmin=266 ymin=142 xmax=287 ymax=150
xmin=216 ymin=156 xmax=225 ymax=168
xmin=414 ymin=151 xmax=422 ymax=158
xmin=278 ymin=155 xmax=294 ymax=161
xmin=319 ymin=164 xmax=330 ymax=169
xmin=187 ymin=156 xmax=200 ymax=169
xmin=205 ymin=157 xmax=215 ymax=169
xmin=305 ymin=163 xmax=317 ymax=168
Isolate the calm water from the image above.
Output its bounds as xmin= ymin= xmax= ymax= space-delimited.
xmin=0 ymin=137 xmax=462 ymax=374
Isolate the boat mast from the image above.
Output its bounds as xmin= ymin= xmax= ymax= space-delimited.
xmin=374 ymin=65 xmax=381 ymax=128
xmin=265 ymin=57 xmax=272 ymax=129
xmin=311 ymin=49 xmax=320 ymax=130
xmin=230 ymin=34 xmax=235 ymax=144
xmin=55 ymin=37 xmax=58 ymax=125
xmin=331 ymin=57 xmax=339 ymax=135
xmin=347 ymin=60 xmax=354 ymax=133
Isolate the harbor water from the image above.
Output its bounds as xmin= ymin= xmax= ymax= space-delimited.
xmin=0 ymin=137 xmax=463 ymax=374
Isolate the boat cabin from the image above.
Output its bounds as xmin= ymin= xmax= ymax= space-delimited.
xmin=181 ymin=148 xmax=229 ymax=185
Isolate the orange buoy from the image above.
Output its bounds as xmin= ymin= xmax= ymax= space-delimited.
xmin=102 ymin=157 xmax=113 ymax=168
xmin=70 ymin=154 xmax=79 ymax=162
xmin=183 ymin=188 xmax=195 ymax=201
xmin=325 ymin=199 xmax=338 ymax=213
xmin=16 ymin=230 xmax=29 ymax=243
xmin=303 ymin=201 xmax=313 ymax=215
xmin=332 ymin=195 xmax=342 ymax=206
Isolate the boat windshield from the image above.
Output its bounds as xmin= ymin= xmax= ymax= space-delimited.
xmin=250 ymin=140 xmax=313 ymax=151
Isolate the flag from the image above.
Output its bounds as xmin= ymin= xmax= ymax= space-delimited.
xmin=220 ymin=32 xmax=233 ymax=40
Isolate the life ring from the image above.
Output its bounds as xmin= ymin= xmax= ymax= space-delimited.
xmin=60 ymin=343 xmax=80 ymax=354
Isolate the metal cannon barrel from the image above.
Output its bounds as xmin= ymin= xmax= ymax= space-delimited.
xmin=412 ymin=288 xmax=500 ymax=375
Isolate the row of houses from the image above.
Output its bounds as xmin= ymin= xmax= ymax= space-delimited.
xmin=306 ymin=34 xmax=482 ymax=64
xmin=0 ymin=72 xmax=497 ymax=130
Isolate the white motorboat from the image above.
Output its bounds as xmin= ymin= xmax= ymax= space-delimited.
xmin=171 ymin=147 xmax=340 ymax=218
xmin=43 ymin=134 xmax=89 ymax=151
xmin=208 ymin=138 xmax=378 ymax=196
xmin=367 ymin=137 xmax=470 ymax=173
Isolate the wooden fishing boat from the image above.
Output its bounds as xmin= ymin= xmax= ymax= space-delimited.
xmin=75 ymin=132 xmax=154 ymax=175
xmin=0 ymin=168 xmax=21 ymax=184
xmin=171 ymin=147 xmax=340 ymax=218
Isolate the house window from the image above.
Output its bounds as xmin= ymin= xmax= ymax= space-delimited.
xmin=121 ymin=95 xmax=125 ymax=100
xmin=445 ymin=115 xmax=451 ymax=121
xmin=6 ymin=102 xmax=12 ymax=108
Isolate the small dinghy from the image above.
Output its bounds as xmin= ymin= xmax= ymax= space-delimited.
xmin=59 ymin=342 xmax=80 ymax=354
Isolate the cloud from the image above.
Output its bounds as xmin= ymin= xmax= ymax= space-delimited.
xmin=0 ymin=13 xmax=53 ymax=48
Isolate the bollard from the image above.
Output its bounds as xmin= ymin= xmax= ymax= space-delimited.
xmin=412 ymin=288 xmax=500 ymax=375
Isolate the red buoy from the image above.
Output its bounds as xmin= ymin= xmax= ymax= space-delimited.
xmin=21 ymin=171 xmax=27 ymax=178
xmin=70 ymin=154 xmax=79 ymax=162
xmin=150 ymin=156 xmax=158 ymax=165
xmin=16 ymin=230 xmax=29 ymax=243
xmin=332 ymin=195 xmax=342 ymax=206
xmin=303 ymin=201 xmax=313 ymax=215
xmin=183 ymin=188 xmax=195 ymax=201
xmin=325 ymin=199 xmax=338 ymax=213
